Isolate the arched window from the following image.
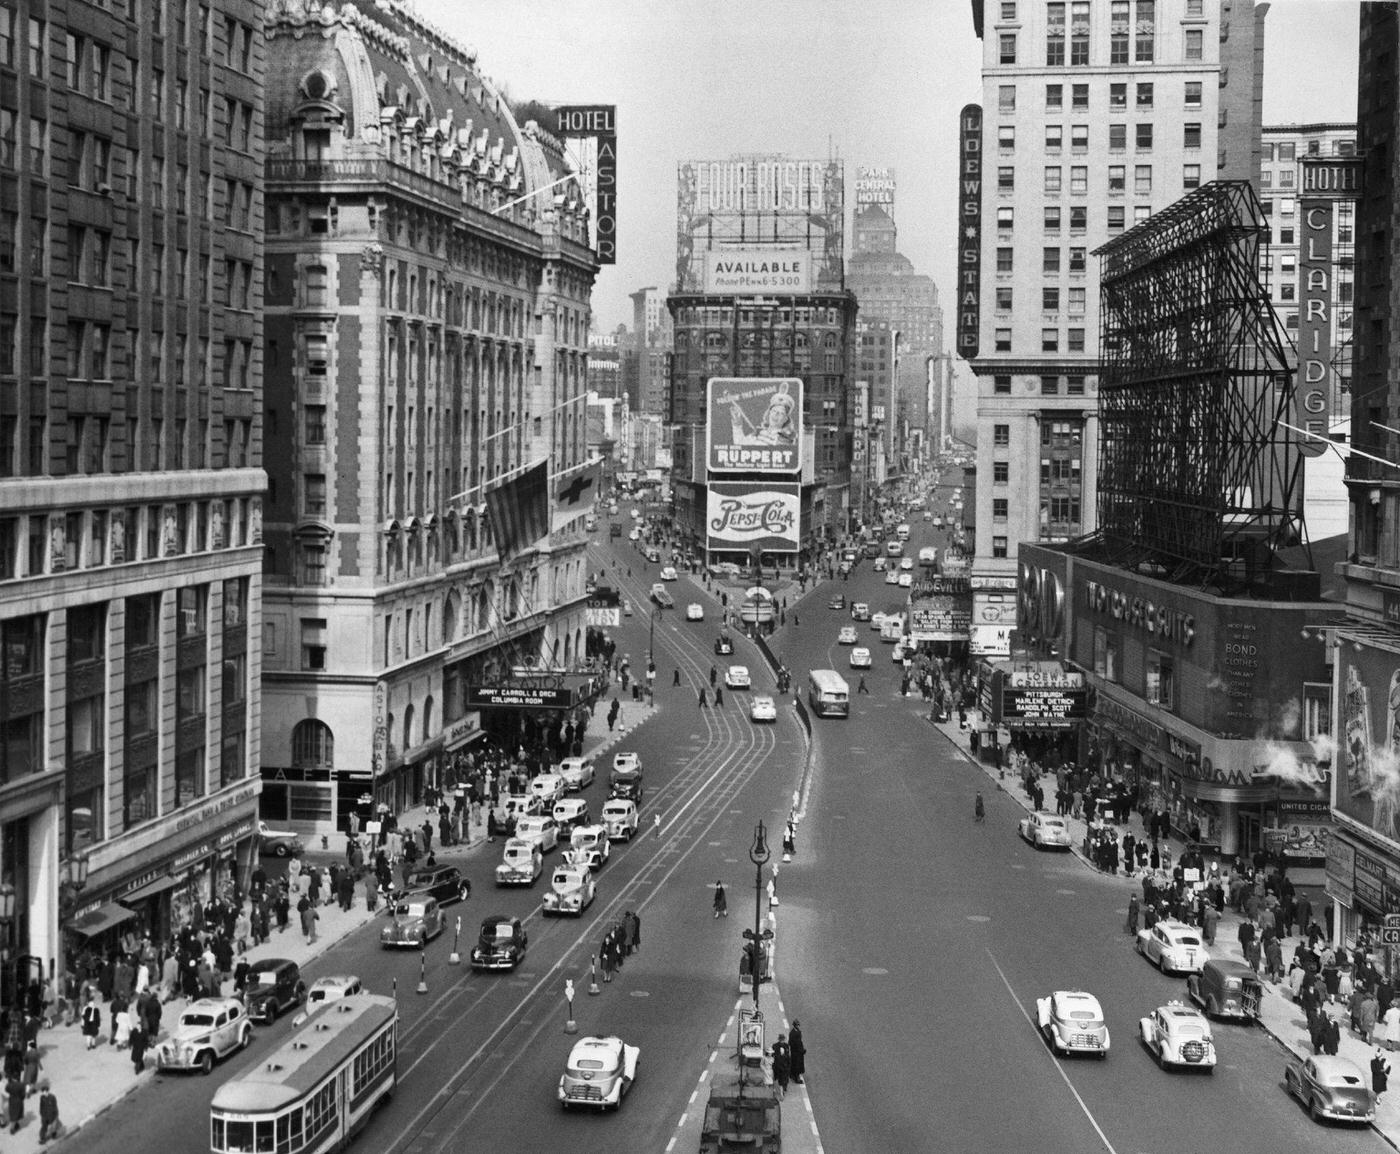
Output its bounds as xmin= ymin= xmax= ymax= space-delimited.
xmin=422 ymin=696 xmax=434 ymax=743
xmin=291 ymin=719 xmax=334 ymax=769
xmin=402 ymin=704 xmax=415 ymax=752
xmin=442 ymin=593 xmax=458 ymax=643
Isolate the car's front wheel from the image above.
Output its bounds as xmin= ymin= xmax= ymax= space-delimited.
xmin=459 ymin=881 xmax=472 ymax=903
xmin=273 ymin=842 xmax=290 ymax=858
xmin=198 ymin=1050 xmax=215 ymax=1076
xmin=1310 ymin=1097 xmax=1324 ymax=1123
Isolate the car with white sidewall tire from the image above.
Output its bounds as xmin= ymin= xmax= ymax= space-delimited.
xmin=749 ymin=695 xmax=777 ymax=722
xmin=155 ymin=997 xmax=252 ymax=1074
xmin=1135 ymin=920 xmax=1209 ymax=975
xmin=601 ymin=799 xmax=639 ymax=841
xmin=515 ymin=815 xmax=561 ymax=854
xmin=725 ymin=665 xmax=751 ymax=689
xmin=1018 ymin=812 xmax=1073 ymax=850
xmin=1036 ymin=990 xmax=1109 ymax=1057
xmin=380 ymin=897 xmax=446 ymax=948
xmin=559 ymin=1035 xmax=639 ymax=1111
xmin=495 ymin=838 xmax=545 ymax=886
xmin=1139 ymin=1002 xmax=1216 ymax=1071
xmin=1285 ymin=1055 xmax=1376 ymax=1124
xmin=558 ymin=757 xmax=595 ymax=791
xmin=257 ymin=820 xmax=303 ymax=858
xmin=542 ymin=865 xmax=596 ymax=916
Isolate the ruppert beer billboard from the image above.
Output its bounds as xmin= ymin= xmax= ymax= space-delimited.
xmin=707 ymin=378 xmax=803 ymax=474
xmin=706 ymin=482 xmax=800 ymax=553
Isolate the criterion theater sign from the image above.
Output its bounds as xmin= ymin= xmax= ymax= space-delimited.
xmin=1001 ymin=670 xmax=1087 ymax=728
xmin=707 ymin=378 xmax=803 ymax=473
xmin=706 ymin=482 xmax=799 ymax=553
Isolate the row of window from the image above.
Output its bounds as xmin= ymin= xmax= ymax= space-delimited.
xmin=999 ymin=79 xmax=1202 ymax=114
xmin=993 ymin=286 xmax=1088 ymax=314
xmin=992 ymin=327 xmax=1089 ymax=353
xmin=996 ymin=121 xmax=1202 ymax=153
xmin=993 ymin=374 xmax=1089 ymax=396
xmin=991 ymin=421 xmax=1085 ymax=447
xmin=1000 ymin=163 xmax=1195 ymax=196
xmin=997 ymin=0 xmax=1199 ymax=66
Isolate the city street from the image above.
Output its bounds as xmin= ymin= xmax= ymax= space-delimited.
xmin=78 ymin=537 xmax=810 ymax=1153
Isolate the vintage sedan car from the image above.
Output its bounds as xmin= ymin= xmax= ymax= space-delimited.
xmin=515 ymin=814 xmax=561 ymax=854
xmin=1018 ymin=812 xmax=1073 ymax=850
xmin=749 ymin=694 xmax=777 ymax=723
xmin=529 ymin=773 xmax=566 ymax=807
xmin=899 ymin=557 xmax=914 ymax=571
xmin=628 ymin=527 xmax=641 ymax=541
xmin=885 ymin=569 xmax=901 ymax=585
xmin=601 ymin=798 xmax=640 ymax=841
xmin=650 ymin=584 xmax=674 ymax=608
xmin=471 ymin=915 xmax=528 ymax=971
xmin=553 ymin=796 xmax=591 ymax=836
xmin=873 ymin=557 xmax=888 ymax=572
xmin=1139 ymin=1002 xmax=1216 ymax=1071
xmin=827 ymin=593 xmax=846 ymax=610
xmin=725 ymin=664 xmax=751 ymax=689
xmin=1036 ymin=990 xmax=1110 ymax=1057
xmin=1136 ymin=919 xmax=1209 ymax=975
xmin=565 ymin=824 xmax=612 ymax=871
xmin=380 ymin=897 xmax=446 ymax=949
xmin=154 ymin=997 xmax=251 ymax=1074
xmin=400 ymin=864 xmax=472 ymax=906
xmin=660 ymin=565 xmax=679 ymax=580
xmin=850 ymin=602 xmax=871 ymax=621
xmin=714 ymin=634 xmax=735 ymax=656
xmin=898 ymin=572 xmax=913 ymax=587
xmin=558 ymin=756 xmax=596 ymax=792
xmin=542 ymin=865 xmax=597 ymax=916
xmin=1187 ymin=959 xmax=1262 ymax=1021
xmin=644 ymin=547 xmax=661 ymax=563
xmin=849 ymin=647 xmax=872 ymax=669
xmin=559 ymin=1035 xmax=640 ymax=1111
xmin=686 ymin=602 xmax=705 ymax=621
xmin=837 ymin=625 xmax=858 ymax=645
xmin=293 ymin=974 xmax=364 ymax=1026
xmin=871 ymin=612 xmax=889 ymax=632
xmin=1285 ymin=1055 xmax=1375 ymax=1124
xmin=242 ymin=959 xmax=307 ymax=1024
xmin=495 ymin=837 xmax=545 ymax=886
xmin=257 ymin=820 xmax=304 ymax=858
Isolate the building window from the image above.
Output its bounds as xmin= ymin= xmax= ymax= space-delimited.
xmin=992 ymin=536 xmax=1008 ymax=559
xmin=992 ymin=499 xmax=1008 ymax=519
xmin=1046 ymin=83 xmax=1063 ymax=110
xmin=999 ymin=85 xmax=1016 ymax=112
xmin=1067 ymin=375 xmax=1086 ymax=395
xmin=1135 ymin=164 xmax=1152 ymax=194
xmin=1183 ymin=164 xmax=1201 ymax=190
xmin=301 ymin=542 xmax=326 ymax=586
xmin=1068 ymin=287 xmax=1086 ymax=315
xmin=998 ymin=125 xmax=1015 ymax=151
xmin=176 ymin=748 xmax=205 ymax=807
xmin=292 ymin=719 xmax=334 ymax=769
xmin=1136 ymin=124 xmax=1154 ymax=151
xmin=1070 ymin=166 xmax=1087 ymax=194
xmin=994 ymin=424 xmax=1010 ymax=447
xmin=1134 ymin=0 xmax=1154 ymax=61
xmin=994 ymin=374 xmax=1012 ymax=394
xmin=1184 ymin=123 xmax=1201 ymax=150
xmin=997 ymin=207 xmax=1014 ymax=233
xmin=1045 ymin=125 xmax=1062 ymax=152
xmin=1108 ymin=165 xmax=1125 ymax=192
xmin=1185 ymin=28 xmax=1203 ymax=60
xmin=1042 ymin=329 xmax=1059 ymax=352
xmin=177 ymin=584 xmax=207 ymax=637
xmin=999 ymin=166 xmax=1016 ymax=191
xmin=1108 ymin=205 xmax=1126 ymax=232
xmin=1043 ymin=247 xmax=1061 ymax=273
xmin=995 ymin=287 xmax=1013 ymax=311
xmin=1094 ymin=626 xmax=1119 ymax=681
xmin=993 ymin=461 xmax=1009 ymax=482
xmin=996 ymin=247 xmax=1013 ymax=273
xmin=1071 ymin=125 xmax=1088 ymax=151
xmin=1044 ymin=206 xmax=1062 ymax=232
xmin=176 ymin=665 xmax=205 ymax=719
xmin=301 ymin=617 xmax=327 ymax=670
xmin=1109 ymin=124 xmax=1126 ymax=152
xmin=999 ymin=32 xmax=1017 ymax=63
xmin=1071 ymin=83 xmax=1088 ymax=110
xmin=1043 ymin=287 xmax=1060 ymax=312
xmin=1185 ymin=81 xmax=1202 ymax=109
xmin=1069 ymin=206 xmax=1087 ymax=231
xmin=995 ymin=328 xmax=1012 ymax=352
xmin=1044 ymin=167 xmax=1061 ymax=194
xmin=305 ymin=405 xmax=326 ymax=445
xmin=123 ymin=762 xmax=156 ymax=828
xmin=1068 ymin=328 xmax=1085 ymax=352
xmin=67 ymin=785 xmax=103 ymax=853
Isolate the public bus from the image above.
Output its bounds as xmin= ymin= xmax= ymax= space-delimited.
xmin=209 ymin=994 xmax=398 ymax=1154
xmin=807 ymin=670 xmax=851 ymax=718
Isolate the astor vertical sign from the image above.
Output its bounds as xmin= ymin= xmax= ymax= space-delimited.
xmin=554 ymin=105 xmax=617 ymax=265
xmin=956 ymin=105 xmax=983 ymax=358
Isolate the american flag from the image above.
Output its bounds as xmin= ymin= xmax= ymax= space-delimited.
xmin=486 ymin=460 xmax=549 ymax=562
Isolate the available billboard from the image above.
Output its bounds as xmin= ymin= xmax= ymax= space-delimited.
xmin=707 ymin=378 xmax=803 ymax=474
xmin=706 ymin=482 xmax=800 ymax=553
xmin=702 ymin=250 xmax=812 ymax=294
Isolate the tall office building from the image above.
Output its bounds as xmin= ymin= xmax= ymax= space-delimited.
xmin=0 ymin=0 xmax=268 ymax=988
xmin=629 ymin=286 xmax=671 ymax=417
xmin=965 ymin=0 xmax=1264 ymax=657
xmin=259 ymin=0 xmax=598 ymax=828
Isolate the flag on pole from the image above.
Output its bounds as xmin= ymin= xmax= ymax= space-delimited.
xmin=552 ymin=459 xmax=603 ymax=533
xmin=486 ymin=460 xmax=549 ymax=562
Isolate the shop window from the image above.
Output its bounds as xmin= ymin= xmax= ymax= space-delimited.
xmin=1094 ymin=626 xmax=1119 ymax=682
xmin=1146 ymin=651 xmax=1174 ymax=708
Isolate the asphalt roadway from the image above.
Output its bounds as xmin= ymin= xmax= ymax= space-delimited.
xmin=76 ymin=536 xmax=808 ymax=1154
xmin=773 ymin=516 xmax=1390 ymax=1154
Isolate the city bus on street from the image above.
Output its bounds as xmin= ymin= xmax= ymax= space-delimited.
xmin=209 ymin=994 xmax=397 ymax=1154
xmin=807 ymin=670 xmax=850 ymax=718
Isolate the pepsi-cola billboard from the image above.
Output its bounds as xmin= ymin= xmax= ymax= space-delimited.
xmin=706 ymin=482 xmax=800 ymax=553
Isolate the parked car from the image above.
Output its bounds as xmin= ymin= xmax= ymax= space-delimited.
xmin=686 ymin=603 xmax=705 ymax=621
xmin=1036 ymin=990 xmax=1109 ymax=1057
xmin=1138 ymin=1002 xmax=1216 ymax=1071
xmin=471 ymin=915 xmax=528 ymax=971
xmin=601 ymin=798 xmax=640 ymax=841
xmin=558 ymin=756 xmax=596 ymax=792
xmin=1136 ymin=920 xmax=1209 ymax=975
xmin=837 ymin=626 xmax=858 ymax=645
xmin=749 ymin=694 xmax=777 ymax=723
xmin=380 ymin=898 xmax=446 ymax=949
xmin=565 ymin=824 xmax=612 ymax=871
xmin=515 ymin=814 xmax=561 ymax=854
xmin=714 ymin=634 xmax=734 ymax=655
xmin=400 ymin=864 xmax=472 ymax=906
xmin=257 ymin=821 xmax=303 ymax=858
xmin=553 ymin=796 xmax=591 ymax=837
xmin=849 ymin=647 xmax=872 ymax=669
xmin=529 ymin=773 xmax=566 ymax=807
xmin=1186 ymin=959 xmax=1262 ymax=1021
xmin=542 ymin=865 xmax=596 ymax=916
xmin=495 ymin=837 xmax=544 ymax=886
xmin=725 ymin=664 xmax=751 ymax=689
xmin=154 ymin=997 xmax=252 ymax=1074
xmin=242 ymin=959 xmax=307 ymax=1024
xmin=1285 ymin=1055 xmax=1376 ymax=1124
xmin=558 ymin=1035 xmax=640 ymax=1111
xmin=827 ymin=594 xmax=846 ymax=610
xmin=1018 ymin=812 xmax=1072 ymax=850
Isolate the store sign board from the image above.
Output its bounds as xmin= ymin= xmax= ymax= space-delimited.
xmin=707 ymin=378 xmax=803 ymax=474
xmin=1002 ymin=687 xmax=1087 ymax=727
xmin=466 ymin=685 xmax=576 ymax=710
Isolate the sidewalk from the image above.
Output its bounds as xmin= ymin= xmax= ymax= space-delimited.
xmin=29 ymin=703 xmax=662 ymax=1153
xmin=931 ymin=704 xmax=1400 ymax=1150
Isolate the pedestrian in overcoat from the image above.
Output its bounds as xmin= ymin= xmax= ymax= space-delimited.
xmin=788 ymin=1021 xmax=806 ymax=1084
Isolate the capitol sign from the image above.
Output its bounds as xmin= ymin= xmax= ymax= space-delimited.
xmin=706 ymin=482 xmax=800 ymax=553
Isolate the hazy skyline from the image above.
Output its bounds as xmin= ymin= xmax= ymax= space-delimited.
xmin=416 ymin=0 xmax=1360 ymax=334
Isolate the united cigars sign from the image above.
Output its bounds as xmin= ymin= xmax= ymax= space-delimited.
xmin=706 ymin=482 xmax=799 ymax=553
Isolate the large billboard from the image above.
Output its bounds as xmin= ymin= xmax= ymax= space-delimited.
xmin=908 ymin=575 xmax=973 ymax=642
xmin=706 ymin=482 xmax=800 ymax=553
xmin=707 ymin=378 xmax=803 ymax=474
xmin=1337 ymin=638 xmax=1400 ymax=852
xmin=702 ymin=250 xmax=813 ymax=294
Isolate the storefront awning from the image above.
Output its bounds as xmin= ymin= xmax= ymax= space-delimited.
xmin=67 ymin=902 xmax=137 ymax=938
xmin=121 ymin=874 xmax=182 ymax=903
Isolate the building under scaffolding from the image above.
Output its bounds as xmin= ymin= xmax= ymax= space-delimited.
xmin=1092 ymin=181 xmax=1310 ymax=596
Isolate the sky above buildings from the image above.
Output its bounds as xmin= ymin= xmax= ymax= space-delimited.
xmin=415 ymin=0 xmax=1360 ymax=334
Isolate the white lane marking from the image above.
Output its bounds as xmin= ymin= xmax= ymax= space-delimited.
xmin=985 ymin=948 xmax=1120 ymax=1154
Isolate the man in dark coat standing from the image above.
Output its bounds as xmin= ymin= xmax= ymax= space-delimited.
xmin=788 ymin=1021 xmax=806 ymax=1084
xmin=129 ymin=1016 xmax=148 ymax=1075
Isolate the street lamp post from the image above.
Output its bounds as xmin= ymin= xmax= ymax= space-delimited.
xmin=746 ymin=821 xmax=771 ymax=1010
xmin=648 ymin=608 xmax=657 ymax=666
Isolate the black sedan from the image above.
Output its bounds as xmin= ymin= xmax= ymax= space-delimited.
xmin=470 ymin=915 xmax=529 ymax=971
xmin=242 ymin=958 xmax=306 ymax=1024
xmin=714 ymin=635 xmax=734 ymax=656
xmin=399 ymin=864 xmax=472 ymax=907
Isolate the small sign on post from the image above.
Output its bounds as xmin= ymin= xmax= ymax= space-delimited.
xmin=564 ymin=978 xmax=578 ymax=1034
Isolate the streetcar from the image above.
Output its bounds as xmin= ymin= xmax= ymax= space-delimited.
xmin=807 ymin=669 xmax=850 ymax=718
xmin=209 ymin=994 xmax=397 ymax=1154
